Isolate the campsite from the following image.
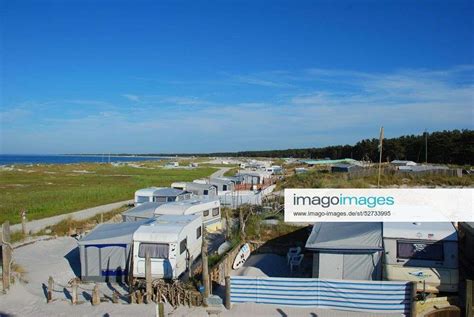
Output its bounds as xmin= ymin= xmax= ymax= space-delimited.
xmin=1 ymin=155 xmax=473 ymax=317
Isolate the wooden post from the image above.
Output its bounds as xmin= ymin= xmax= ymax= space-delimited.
xmin=112 ymin=291 xmax=119 ymax=304
xmin=225 ymin=276 xmax=231 ymax=309
xmin=92 ymin=283 xmax=100 ymax=305
xmin=71 ymin=279 xmax=78 ymax=305
xmin=410 ymin=281 xmax=417 ymax=317
xmin=2 ymin=221 xmax=12 ymax=292
xmin=157 ymin=302 xmax=165 ymax=317
xmin=145 ymin=252 xmax=152 ymax=304
xmin=201 ymin=229 xmax=210 ymax=300
xmin=137 ymin=290 xmax=143 ymax=304
xmin=128 ymin=244 xmax=135 ymax=304
xmin=467 ymin=279 xmax=473 ymax=317
xmin=47 ymin=276 xmax=54 ymax=303
xmin=100 ymin=213 xmax=104 ymax=224
xmin=21 ymin=210 xmax=27 ymax=236
xmin=130 ymin=290 xmax=137 ymax=304
xmin=377 ymin=126 xmax=384 ymax=188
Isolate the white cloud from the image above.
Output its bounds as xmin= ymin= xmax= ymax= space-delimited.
xmin=122 ymin=94 xmax=140 ymax=102
xmin=1 ymin=65 xmax=473 ymax=153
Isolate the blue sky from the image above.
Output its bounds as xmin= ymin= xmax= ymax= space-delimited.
xmin=1 ymin=0 xmax=473 ymax=154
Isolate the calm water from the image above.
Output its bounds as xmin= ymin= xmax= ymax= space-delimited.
xmin=0 ymin=154 xmax=165 ymax=165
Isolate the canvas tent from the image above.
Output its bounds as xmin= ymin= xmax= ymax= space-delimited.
xmin=305 ymin=222 xmax=383 ymax=281
xmin=78 ymin=220 xmax=150 ymax=282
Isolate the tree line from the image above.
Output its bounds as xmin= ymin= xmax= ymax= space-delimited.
xmin=121 ymin=129 xmax=473 ymax=165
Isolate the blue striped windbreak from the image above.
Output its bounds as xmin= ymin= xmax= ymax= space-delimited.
xmin=230 ymin=276 xmax=412 ymax=314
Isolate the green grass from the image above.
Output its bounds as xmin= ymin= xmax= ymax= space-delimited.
xmin=223 ymin=167 xmax=239 ymax=177
xmin=0 ymin=162 xmax=216 ymax=224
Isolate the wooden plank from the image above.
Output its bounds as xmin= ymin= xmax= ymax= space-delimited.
xmin=411 ymin=281 xmax=417 ymax=317
xmin=2 ymin=221 xmax=12 ymax=292
xmin=92 ymin=283 xmax=100 ymax=305
xmin=225 ymin=276 xmax=231 ymax=309
xmin=71 ymin=279 xmax=78 ymax=305
xmin=201 ymin=230 xmax=210 ymax=299
xmin=145 ymin=252 xmax=152 ymax=303
xmin=467 ymin=279 xmax=473 ymax=317
xmin=47 ymin=276 xmax=54 ymax=303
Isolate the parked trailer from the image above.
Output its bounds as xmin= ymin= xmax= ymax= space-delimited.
xmin=78 ymin=219 xmax=151 ymax=282
xmin=132 ymin=214 xmax=202 ymax=280
xmin=382 ymin=222 xmax=458 ymax=293
xmin=134 ymin=187 xmax=191 ymax=206
xmin=153 ymin=198 xmax=222 ymax=232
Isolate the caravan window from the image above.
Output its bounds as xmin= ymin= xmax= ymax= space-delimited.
xmin=154 ymin=196 xmax=167 ymax=203
xmin=203 ymin=190 xmax=209 ymax=195
xmin=203 ymin=209 xmax=209 ymax=217
xmin=212 ymin=208 xmax=219 ymax=217
xmin=136 ymin=196 xmax=149 ymax=203
xmin=138 ymin=243 xmax=169 ymax=259
xmin=167 ymin=197 xmax=176 ymax=202
xmin=180 ymin=238 xmax=187 ymax=254
xmin=196 ymin=226 xmax=202 ymax=239
xmin=397 ymin=241 xmax=444 ymax=261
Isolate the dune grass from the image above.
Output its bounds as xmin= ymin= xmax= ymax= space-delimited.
xmin=277 ymin=169 xmax=474 ymax=190
xmin=0 ymin=162 xmax=216 ymax=224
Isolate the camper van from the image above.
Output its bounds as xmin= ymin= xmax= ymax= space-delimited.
xmin=383 ymin=222 xmax=458 ymax=293
xmin=153 ymin=198 xmax=222 ymax=232
xmin=132 ymin=214 xmax=202 ymax=280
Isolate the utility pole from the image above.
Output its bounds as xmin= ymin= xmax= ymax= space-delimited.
xmin=424 ymin=130 xmax=428 ymax=164
xmin=377 ymin=126 xmax=384 ymax=188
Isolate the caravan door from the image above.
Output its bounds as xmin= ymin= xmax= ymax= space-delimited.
xmin=136 ymin=242 xmax=173 ymax=278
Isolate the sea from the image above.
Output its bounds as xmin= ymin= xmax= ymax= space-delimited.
xmin=0 ymin=154 xmax=166 ymax=165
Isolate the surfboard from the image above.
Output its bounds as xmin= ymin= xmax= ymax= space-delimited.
xmin=232 ymin=243 xmax=251 ymax=270
xmin=217 ymin=241 xmax=232 ymax=255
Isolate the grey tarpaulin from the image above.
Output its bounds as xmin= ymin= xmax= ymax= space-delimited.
xmin=305 ymin=222 xmax=383 ymax=281
xmin=78 ymin=219 xmax=151 ymax=282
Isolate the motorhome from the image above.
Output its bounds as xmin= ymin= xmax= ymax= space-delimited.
xmin=132 ymin=214 xmax=202 ymax=280
xmin=154 ymin=198 xmax=222 ymax=232
xmin=382 ymin=222 xmax=458 ymax=293
xmin=134 ymin=187 xmax=192 ymax=206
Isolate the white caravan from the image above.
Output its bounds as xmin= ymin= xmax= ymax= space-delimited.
xmin=383 ymin=222 xmax=458 ymax=293
xmin=134 ymin=187 xmax=191 ymax=206
xmin=132 ymin=214 xmax=202 ymax=280
xmin=153 ymin=198 xmax=222 ymax=232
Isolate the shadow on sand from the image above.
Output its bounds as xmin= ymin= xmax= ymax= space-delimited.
xmin=64 ymin=246 xmax=81 ymax=278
